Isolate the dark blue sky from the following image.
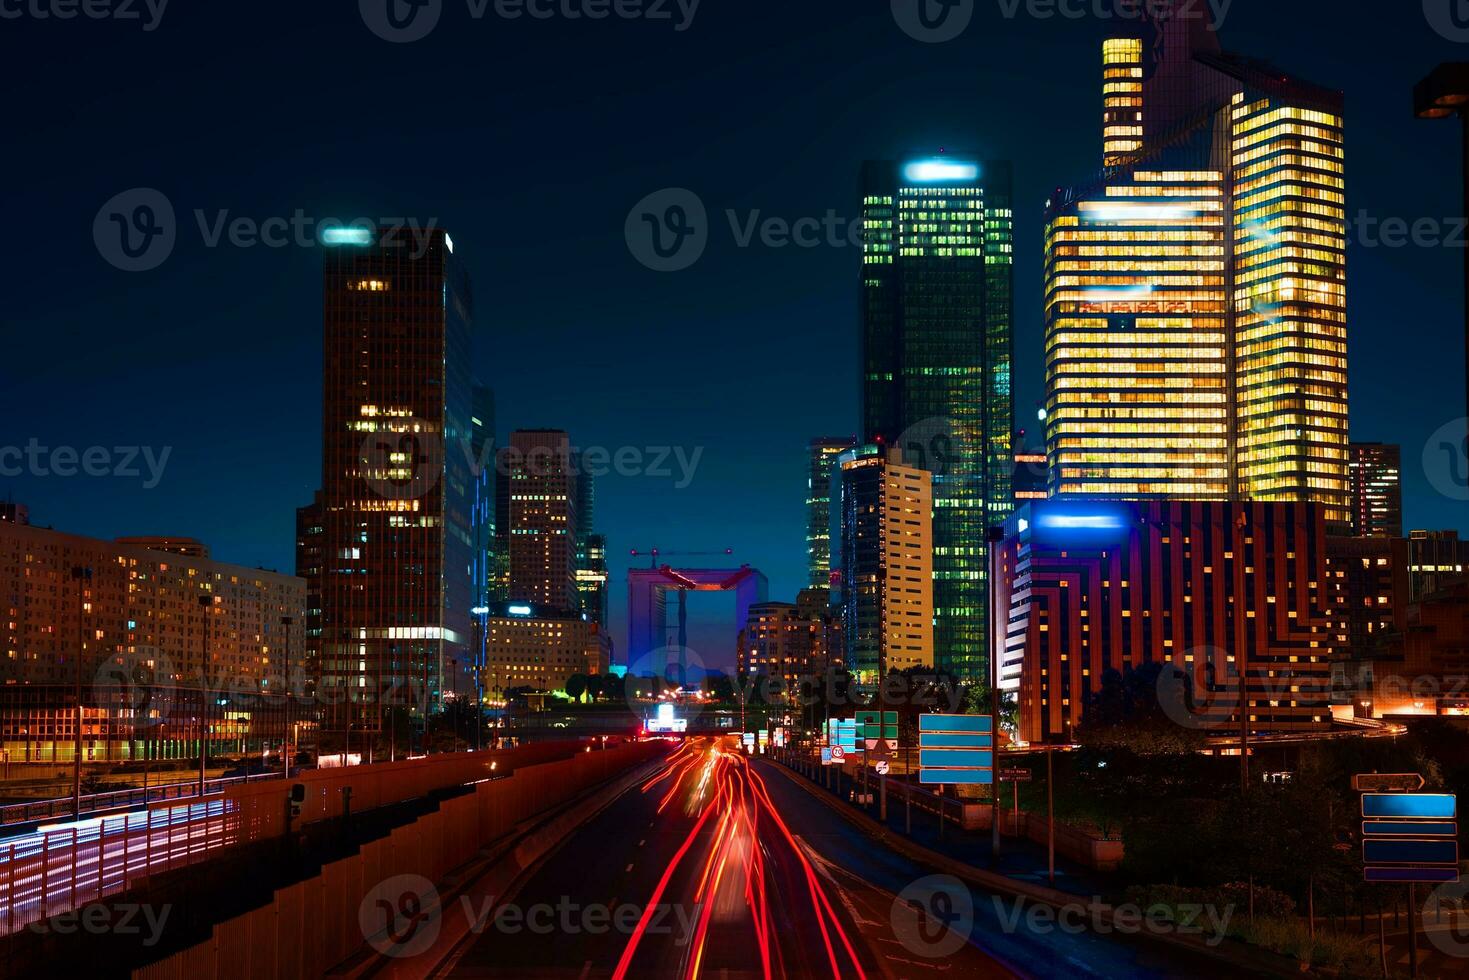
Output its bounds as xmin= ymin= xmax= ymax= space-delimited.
xmin=3 ymin=1 xmax=1468 ymax=665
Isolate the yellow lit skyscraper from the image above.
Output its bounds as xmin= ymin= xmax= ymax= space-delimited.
xmin=1045 ymin=15 xmax=1349 ymax=528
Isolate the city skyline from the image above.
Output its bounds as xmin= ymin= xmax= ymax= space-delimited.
xmin=8 ymin=5 xmax=1469 ymax=672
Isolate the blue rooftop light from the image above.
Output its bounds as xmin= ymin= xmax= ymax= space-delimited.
xmin=904 ymin=160 xmax=980 ymax=183
xmin=321 ymin=225 xmax=374 ymax=246
xmin=1036 ymin=513 xmax=1126 ymax=530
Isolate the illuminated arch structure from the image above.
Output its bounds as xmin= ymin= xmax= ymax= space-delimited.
xmin=627 ymin=566 xmax=768 ymax=688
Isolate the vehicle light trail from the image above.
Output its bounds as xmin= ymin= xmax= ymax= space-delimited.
xmin=612 ymin=740 xmax=866 ymax=980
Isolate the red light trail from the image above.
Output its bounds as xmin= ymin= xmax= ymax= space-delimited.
xmin=612 ymin=740 xmax=866 ymax=980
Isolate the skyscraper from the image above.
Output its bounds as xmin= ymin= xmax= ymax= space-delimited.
xmin=860 ymin=157 xmax=1014 ymax=679
xmin=307 ymin=227 xmax=477 ymax=735
xmin=577 ymin=532 xmax=609 ymax=627
xmin=1349 ymin=442 xmax=1403 ymax=539
xmin=504 ymin=430 xmax=579 ymax=612
xmin=806 ymin=437 xmax=854 ymax=588
xmin=837 ymin=446 xmax=933 ymax=683
xmin=1044 ymin=18 xmax=1349 ymax=529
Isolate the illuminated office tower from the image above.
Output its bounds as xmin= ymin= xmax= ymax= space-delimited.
xmin=1348 ymin=442 xmax=1403 ymax=539
xmin=307 ymin=227 xmax=478 ymax=733
xmin=837 ymin=447 xmax=933 ymax=683
xmin=577 ymin=533 xmax=609 ymax=627
xmin=860 ymin=157 xmax=1014 ymax=680
xmin=1045 ymin=15 xmax=1349 ymax=529
xmin=806 ymin=437 xmax=854 ymax=588
xmin=505 ymin=430 xmax=579 ymax=612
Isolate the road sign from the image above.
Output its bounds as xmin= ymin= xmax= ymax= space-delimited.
xmin=820 ymin=747 xmax=833 ymax=765
xmin=999 ymin=769 xmax=1033 ymax=782
xmin=1361 ymin=794 xmax=1456 ymax=819
xmin=1358 ymin=788 xmax=1460 ymax=884
xmin=1362 ymin=821 xmax=1458 ymax=838
xmin=830 ymin=745 xmax=845 ymax=764
xmin=918 ymin=714 xmax=993 ymax=786
xmin=855 ymin=710 xmax=899 ymax=742
xmin=1362 ymin=839 xmax=1460 ymax=866
xmin=829 ymin=719 xmax=863 ymax=755
xmin=1354 ymin=773 xmax=1426 ymax=793
xmin=875 ymin=760 xmax=890 ymax=776
xmin=1364 ymin=867 xmax=1460 ymax=884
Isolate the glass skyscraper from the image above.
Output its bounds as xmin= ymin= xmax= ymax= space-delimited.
xmin=860 ymin=157 xmax=1014 ymax=681
xmin=806 ymin=436 xmax=854 ymax=589
xmin=309 ymin=228 xmax=478 ymax=736
xmin=1045 ymin=20 xmax=1349 ymax=528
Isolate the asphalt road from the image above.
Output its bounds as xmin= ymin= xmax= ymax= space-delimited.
xmin=435 ymin=739 xmax=1257 ymax=978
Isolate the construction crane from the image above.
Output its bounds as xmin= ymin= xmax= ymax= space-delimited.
xmin=628 ymin=548 xmax=735 ymax=684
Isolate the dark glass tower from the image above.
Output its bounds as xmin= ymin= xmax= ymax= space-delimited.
xmin=312 ymin=228 xmax=477 ymax=736
xmin=860 ymin=157 xmax=1015 ymax=680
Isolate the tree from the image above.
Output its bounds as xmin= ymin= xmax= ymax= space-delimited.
xmin=565 ymin=673 xmax=588 ymax=703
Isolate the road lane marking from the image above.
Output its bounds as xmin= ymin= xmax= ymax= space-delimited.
xmin=625 ymin=864 xmax=634 ymax=873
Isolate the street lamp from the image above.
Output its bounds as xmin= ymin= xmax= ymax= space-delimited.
xmin=70 ymin=565 xmax=92 ymax=821
xmin=1415 ymin=63 xmax=1469 ymax=427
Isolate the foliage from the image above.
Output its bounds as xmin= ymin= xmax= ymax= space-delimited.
xmin=1077 ymin=662 xmax=1207 ymax=756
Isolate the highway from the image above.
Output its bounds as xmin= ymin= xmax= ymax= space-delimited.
xmin=435 ymin=737 xmax=1241 ymax=979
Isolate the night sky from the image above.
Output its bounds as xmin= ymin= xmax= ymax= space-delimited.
xmin=4 ymin=1 xmax=1468 ymax=667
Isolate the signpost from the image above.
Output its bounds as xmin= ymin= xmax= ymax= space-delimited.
xmin=875 ymin=759 xmax=889 ymax=776
xmin=1355 ymin=777 xmax=1461 ymax=978
xmin=918 ymin=714 xmax=993 ymax=785
xmin=1354 ymin=773 xmax=1427 ymax=794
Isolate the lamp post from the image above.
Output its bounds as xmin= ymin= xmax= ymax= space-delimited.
xmin=1415 ymin=63 xmax=1469 ymax=429
xmin=198 ymin=593 xmax=212 ymax=798
xmin=281 ymin=616 xmax=293 ymax=774
xmin=70 ymin=565 xmax=92 ymax=821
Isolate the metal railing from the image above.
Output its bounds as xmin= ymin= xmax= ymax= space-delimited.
xmin=0 ymin=773 xmax=284 ymax=829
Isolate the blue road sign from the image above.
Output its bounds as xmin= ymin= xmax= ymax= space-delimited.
xmin=1361 ymin=794 xmax=1457 ymax=819
xmin=1362 ymin=839 xmax=1460 ymax=866
xmin=1358 ymin=786 xmax=1461 ymax=885
xmin=1365 ymin=867 xmax=1460 ymax=884
xmin=918 ymin=714 xmax=993 ymax=786
xmin=1362 ymin=821 xmax=1458 ymax=838
xmin=919 ymin=714 xmax=992 ymax=733
xmin=918 ymin=733 xmax=991 ymax=748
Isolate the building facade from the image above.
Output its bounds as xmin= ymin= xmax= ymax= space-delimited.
xmin=1407 ymin=530 xmax=1469 ymax=601
xmin=837 ymin=447 xmax=933 ymax=684
xmin=1349 ymin=442 xmax=1403 ymax=538
xmin=807 ymin=437 xmax=855 ymax=589
xmin=998 ymin=499 xmax=1336 ymax=744
xmin=0 ymin=521 xmax=305 ymax=762
xmin=1044 ymin=20 xmax=1350 ymax=529
xmin=860 ymin=157 xmax=1014 ymax=680
xmin=306 ymin=227 xmax=478 ymax=733
xmin=483 ymin=602 xmax=606 ymax=697
xmin=1357 ymin=582 xmax=1469 ymax=719
xmin=504 ymin=430 xmax=579 ymax=612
